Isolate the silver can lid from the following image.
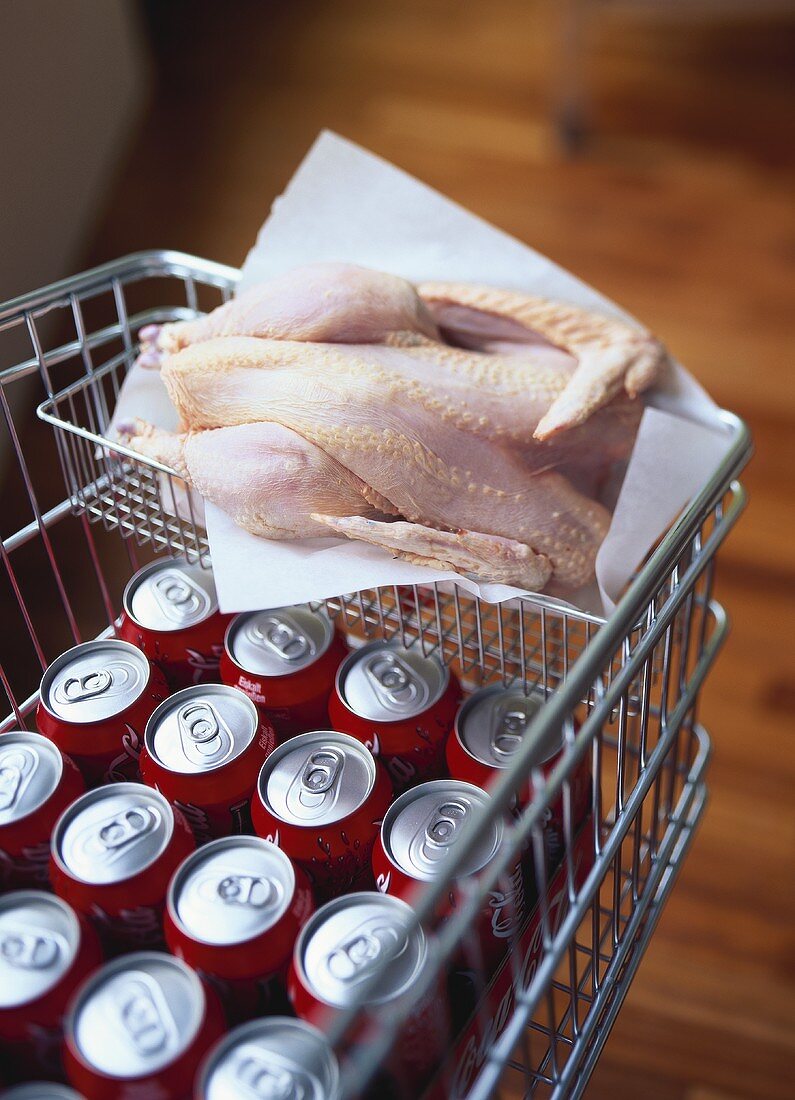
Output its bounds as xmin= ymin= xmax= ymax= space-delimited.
xmin=336 ymin=639 xmax=448 ymax=722
xmin=199 ymin=1017 xmax=340 ymax=1100
xmin=1 ymin=1084 xmax=85 ymax=1100
xmin=123 ymin=557 xmax=219 ymax=633
xmin=52 ymin=783 xmax=174 ymax=885
xmin=297 ymin=892 xmax=425 ymax=1007
xmin=225 ymin=605 xmax=334 ymax=678
xmin=169 ymin=836 xmax=295 ymax=946
xmin=69 ymin=952 xmax=204 ymax=1078
xmin=456 ymin=684 xmax=559 ymax=769
xmin=0 ymin=890 xmax=80 ymax=1009
xmin=381 ymin=779 xmax=501 ymax=882
xmin=0 ymin=731 xmax=64 ymax=827
xmin=258 ymin=731 xmax=375 ymax=828
xmin=40 ymin=639 xmax=151 ymax=725
xmin=145 ymin=684 xmax=258 ymax=775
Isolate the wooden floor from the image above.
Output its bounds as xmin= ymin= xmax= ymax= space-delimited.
xmin=86 ymin=2 xmax=795 ymax=1096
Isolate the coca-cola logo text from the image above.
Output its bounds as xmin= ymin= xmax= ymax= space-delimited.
xmin=106 ymin=725 xmax=142 ymax=783
xmin=187 ymin=644 xmax=222 ymax=682
xmin=488 ymin=862 xmax=525 ymax=939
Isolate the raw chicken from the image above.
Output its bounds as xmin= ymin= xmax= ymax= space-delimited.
xmin=123 ymin=264 xmax=666 ymax=591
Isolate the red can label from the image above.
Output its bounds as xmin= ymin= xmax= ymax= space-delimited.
xmin=89 ymin=902 xmax=164 ymax=950
xmin=364 ymin=727 xmax=448 ymax=791
xmin=173 ymin=797 xmax=253 ymax=847
xmin=0 ymin=840 xmax=51 ymax=889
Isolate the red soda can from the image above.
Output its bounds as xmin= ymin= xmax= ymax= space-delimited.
xmin=251 ymin=730 xmax=392 ymax=900
xmin=36 ymin=640 xmax=169 ymax=786
xmin=0 ymin=890 xmax=103 ymax=1082
xmin=140 ymin=684 xmax=276 ymax=844
xmin=117 ymin=557 xmax=232 ymax=690
xmin=447 ymin=684 xmax=591 ymax=870
xmin=0 ymin=731 xmax=84 ymax=891
xmin=328 ymin=640 xmax=461 ymax=794
xmin=197 ymin=1017 xmax=340 ymax=1100
xmin=220 ymin=605 xmax=348 ymax=739
xmin=164 ymin=835 xmax=314 ymax=1021
xmin=372 ymin=779 xmax=524 ymax=969
xmin=64 ymin=951 xmax=225 ymax=1100
xmin=50 ymin=783 xmax=194 ymax=953
xmin=288 ymin=891 xmax=448 ymax=1090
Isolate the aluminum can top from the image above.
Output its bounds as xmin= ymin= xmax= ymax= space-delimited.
xmin=68 ymin=951 xmax=204 ymax=1078
xmin=0 ymin=890 xmax=80 ymax=1009
xmin=0 ymin=730 xmax=64 ymax=826
xmin=40 ymin=639 xmax=151 ymax=725
xmin=225 ymin=605 xmax=334 ymax=677
xmin=257 ymin=731 xmax=375 ymax=829
xmin=296 ymin=892 xmax=426 ymax=1007
xmin=1 ymin=1083 xmax=85 ymax=1099
xmin=198 ymin=1017 xmax=340 ymax=1100
xmin=145 ymin=684 xmax=259 ymax=775
xmin=123 ymin=557 xmax=219 ymax=633
xmin=335 ymin=639 xmax=448 ymax=723
xmin=381 ymin=779 xmax=501 ymax=882
xmin=169 ymin=836 xmax=295 ymax=946
xmin=455 ymin=683 xmax=559 ymax=769
xmin=52 ymin=783 xmax=174 ymax=885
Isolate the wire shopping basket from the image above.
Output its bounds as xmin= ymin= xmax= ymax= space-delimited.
xmin=0 ymin=252 xmax=752 ymax=1099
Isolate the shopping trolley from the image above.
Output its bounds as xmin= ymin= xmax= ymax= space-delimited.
xmin=0 ymin=252 xmax=752 ymax=1098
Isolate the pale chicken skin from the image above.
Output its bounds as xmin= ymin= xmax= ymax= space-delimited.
xmin=124 ymin=263 xmax=666 ymax=591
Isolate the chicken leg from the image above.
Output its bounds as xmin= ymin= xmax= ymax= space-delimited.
xmin=118 ymin=419 xmax=393 ymax=539
xmin=313 ymin=514 xmax=552 ymax=590
xmin=119 ymin=420 xmax=554 ymax=589
xmin=137 ymin=263 xmax=438 ymax=367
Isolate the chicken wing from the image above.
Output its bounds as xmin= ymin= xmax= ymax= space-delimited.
xmin=418 ymin=281 xmax=666 ymax=438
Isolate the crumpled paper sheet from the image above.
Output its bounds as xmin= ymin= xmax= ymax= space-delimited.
xmin=111 ymin=131 xmax=734 ymax=617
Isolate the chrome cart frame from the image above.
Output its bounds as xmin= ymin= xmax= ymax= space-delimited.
xmin=0 ymin=253 xmax=751 ymax=1098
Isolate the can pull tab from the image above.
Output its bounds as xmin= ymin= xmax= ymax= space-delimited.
xmin=0 ymin=745 xmax=38 ymax=811
xmin=285 ymin=748 xmax=345 ymax=821
xmin=235 ymin=1053 xmax=309 ymax=1100
xmin=0 ymin=926 xmax=64 ymax=970
xmin=215 ymin=873 xmax=278 ymax=910
xmin=177 ymin=701 xmax=233 ymax=767
xmin=301 ymin=749 xmax=343 ymax=795
xmin=98 ymin=806 xmax=158 ymax=853
xmin=415 ymin=799 xmax=469 ymax=869
xmin=326 ymin=918 xmax=408 ymax=985
xmin=114 ymin=972 xmax=177 ymax=1058
xmin=250 ymin=613 xmax=312 ymax=663
xmin=490 ymin=704 xmax=532 ymax=759
xmin=57 ymin=669 xmax=113 ymax=704
xmin=151 ymin=569 xmax=210 ymax=624
xmin=363 ymin=652 xmax=425 ymax=713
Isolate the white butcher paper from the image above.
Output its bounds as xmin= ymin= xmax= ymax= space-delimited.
xmin=111 ymin=130 xmax=736 ymax=617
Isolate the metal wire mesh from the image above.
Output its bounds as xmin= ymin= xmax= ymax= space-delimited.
xmin=0 ymin=253 xmax=752 ymax=1099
